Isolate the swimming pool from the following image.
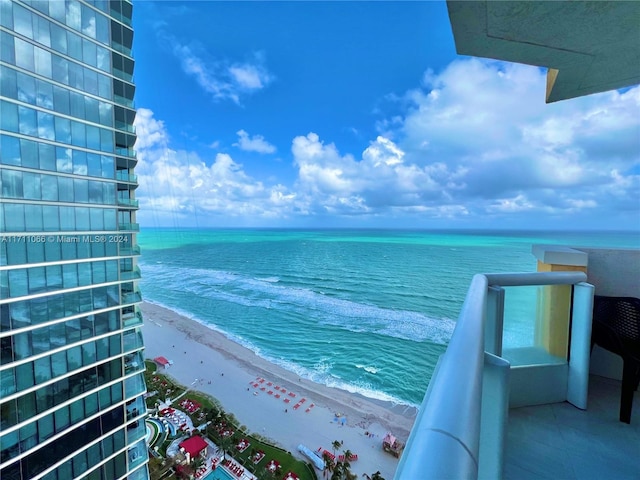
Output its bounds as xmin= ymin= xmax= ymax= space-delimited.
xmin=203 ymin=466 xmax=234 ymax=480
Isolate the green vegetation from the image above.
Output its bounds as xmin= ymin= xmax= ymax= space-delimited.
xmin=143 ymin=362 xmax=317 ymax=480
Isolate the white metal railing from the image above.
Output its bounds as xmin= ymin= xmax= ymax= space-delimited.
xmin=395 ymin=271 xmax=589 ymax=479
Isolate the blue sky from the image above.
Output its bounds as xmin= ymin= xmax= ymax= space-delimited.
xmin=131 ymin=1 xmax=640 ymax=230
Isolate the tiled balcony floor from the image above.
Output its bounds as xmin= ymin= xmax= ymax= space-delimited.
xmin=504 ymin=375 xmax=640 ymax=479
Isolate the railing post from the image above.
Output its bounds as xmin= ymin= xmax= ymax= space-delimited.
xmin=485 ymin=286 xmax=504 ymax=356
xmin=479 ymin=352 xmax=510 ymax=480
xmin=567 ymin=282 xmax=594 ymax=409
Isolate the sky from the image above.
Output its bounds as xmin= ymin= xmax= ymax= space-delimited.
xmin=131 ymin=1 xmax=640 ymax=231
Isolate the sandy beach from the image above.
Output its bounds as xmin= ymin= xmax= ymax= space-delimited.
xmin=140 ymin=301 xmax=417 ymax=479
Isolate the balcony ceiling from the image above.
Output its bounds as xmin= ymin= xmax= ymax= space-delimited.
xmin=446 ymin=1 xmax=640 ymax=102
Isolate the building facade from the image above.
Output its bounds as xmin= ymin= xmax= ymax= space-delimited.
xmin=0 ymin=1 xmax=148 ymax=479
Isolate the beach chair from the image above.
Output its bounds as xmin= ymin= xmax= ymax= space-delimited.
xmin=592 ymin=296 xmax=640 ymax=423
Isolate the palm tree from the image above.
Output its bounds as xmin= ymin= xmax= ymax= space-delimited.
xmin=191 ymin=454 xmax=204 ymax=472
xmin=336 ymin=448 xmax=355 ymax=480
xmin=331 ymin=440 xmax=343 ymax=456
xmin=217 ymin=434 xmax=234 ymax=462
xmin=322 ymin=451 xmax=336 ymax=478
xmin=331 ymin=470 xmax=342 ymax=480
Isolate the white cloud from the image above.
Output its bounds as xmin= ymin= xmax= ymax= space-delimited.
xmin=388 ymin=59 xmax=640 ymax=225
xmin=133 ymin=57 xmax=639 ymax=228
xmin=229 ymin=62 xmax=271 ymax=90
xmin=133 ymin=109 xmax=297 ymax=226
xmin=233 ymin=130 xmax=276 ymax=154
xmin=160 ymin=32 xmax=273 ymax=104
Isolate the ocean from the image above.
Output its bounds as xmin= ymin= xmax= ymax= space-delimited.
xmin=137 ymin=229 xmax=639 ymax=408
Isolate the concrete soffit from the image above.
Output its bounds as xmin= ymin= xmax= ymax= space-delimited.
xmin=446 ymin=1 xmax=640 ymax=103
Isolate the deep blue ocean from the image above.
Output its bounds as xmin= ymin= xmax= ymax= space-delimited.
xmin=137 ymin=229 xmax=639 ymax=408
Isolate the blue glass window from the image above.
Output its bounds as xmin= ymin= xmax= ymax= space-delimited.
xmin=25 ymin=205 xmax=44 ymax=233
xmin=53 ymin=86 xmax=70 ymax=115
xmin=34 ymin=46 xmax=52 ymax=77
xmin=0 ymin=101 xmax=19 ymax=133
xmin=56 ymin=147 xmax=72 ymax=173
xmin=51 ymin=55 xmax=69 ymax=84
xmin=14 ymin=37 xmax=35 ymax=71
xmin=50 ymin=23 xmax=67 ymax=54
xmin=36 ymin=79 xmax=54 ymax=109
xmin=1 ymin=66 xmax=18 ymax=99
xmin=34 ymin=15 xmax=51 ymax=48
xmin=0 ymin=31 xmax=16 ymax=63
xmin=82 ymin=38 xmax=97 ymax=68
xmin=0 ymin=135 xmax=21 ymax=165
xmin=21 ymin=138 xmax=38 ymax=168
xmin=37 ymin=111 xmax=55 ymax=140
xmin=12 ymin=3 xmax=33 ymax=39
xmin=18 ymin=105 xmax=38 ymax=136
xmin=1 ymin=169 xmax=23 ymax=197
xmin=71 ymin=121 xmax=86 ymax=147
xmin=66 ymin=0 xmax=82 ymax=30
xmin=54 ymin=116 xmax=72 ymax=144
xmin=39 ymin=142 xmax=56 ymax=171
xmin=17 ymin=71 xmax=36 ymax=103
xmin=72 ymin=149 xmax=87 ymax=174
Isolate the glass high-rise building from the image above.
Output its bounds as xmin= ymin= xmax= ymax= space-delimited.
xmin=0 ymin=1 xmax=148 ymax=479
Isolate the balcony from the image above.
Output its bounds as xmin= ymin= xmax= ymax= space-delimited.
xmin=123 ymin=329 xmax=144 ymax=353
xmin=119 ymin=223 xmax=140 ymax=231
xmin=115 ymin=120 xmax=136 ymax=134
xmin=113 ymin=68 xmax=134 ymax=83
xmin=114 ymin=94 xmax=136 ymax=109
xmin=120 ymin=245 xmax=141 ymax=257
xmin=120 ymin=266 xmax=141 ymax=281
xmin=116 ymin=170 xmax=138 ymax=183
xmin=122 ymin=307 xmax=143 ymax=328
xmin=116 ymin=147 xmax=136 ymax=159
xmin=112 ymin=41 xmax=133 ymax=57
xmin=122 ymin=290 xmax=142 ymax=305
xmin=397 ymin=246 xmax=640 ymax=480
xmin=118 ymin=198 xmax=139 ymax=208
xmin=124 ymin=351 xmax=144 ymax=375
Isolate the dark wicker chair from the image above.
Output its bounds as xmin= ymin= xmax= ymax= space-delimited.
xmin=591 ymin=296 xmax=640 ymax=424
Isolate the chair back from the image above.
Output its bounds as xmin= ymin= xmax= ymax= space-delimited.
xmin=593 ymin=296 xmax=640 ymax=359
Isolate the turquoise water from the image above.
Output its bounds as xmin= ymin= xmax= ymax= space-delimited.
xmin=138 ymin=229 xmax=639 ymax=407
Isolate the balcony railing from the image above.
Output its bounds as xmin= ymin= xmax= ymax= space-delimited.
xmin=119 ymin=223 xmax=140 ymax=231
xmin=122 ymin=308 xmax=143 ymax=328
xmin=120 ymin=266 xmax=141 ymax=281
xmin=116 ymin=147 xmax=136 ymax=159
xmin=114 ymin=94 xmax=135 ymax=109
xmin=120 ymin=245 xmax=141 ymax=256
xmin=113 ymin=68 xmax=134 ymax=83
xmin=115 ymin=121 xmax=136 ymax=134
xmin=124 ymin=351 xmax=144 ymax=375
xmin=122 ymin=290 xmax=142 ymax=305
xmin=117 ymin=198 xmax=139 ymax=208
xmin=116 ymin=170 xmax=138 ymax=183
xmin=112 ymin=41 xmax=133 ymax=57
xmin=123 ymin=329 xmax=144 ymax=353
xmin=109 ymin=9 xmax=132 ymax=27
xmin=396 ymin=271 xmax=592 ymax=479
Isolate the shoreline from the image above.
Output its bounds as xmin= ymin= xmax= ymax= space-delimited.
xmin=140 ymin=301 xmax=417 ymax=479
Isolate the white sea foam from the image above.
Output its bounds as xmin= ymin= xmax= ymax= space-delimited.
xmin=257 ymin=276 xmax=280 ymax=283
xmin=355 ymin=364 xmax=379 ymax=374
xmin=142 ymin=263 xmax=456 ymax=345
xmin=269 ymin=357 xmax=417 ymax=409
xmin=144 ymin=304 xmax=418 ymax=408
